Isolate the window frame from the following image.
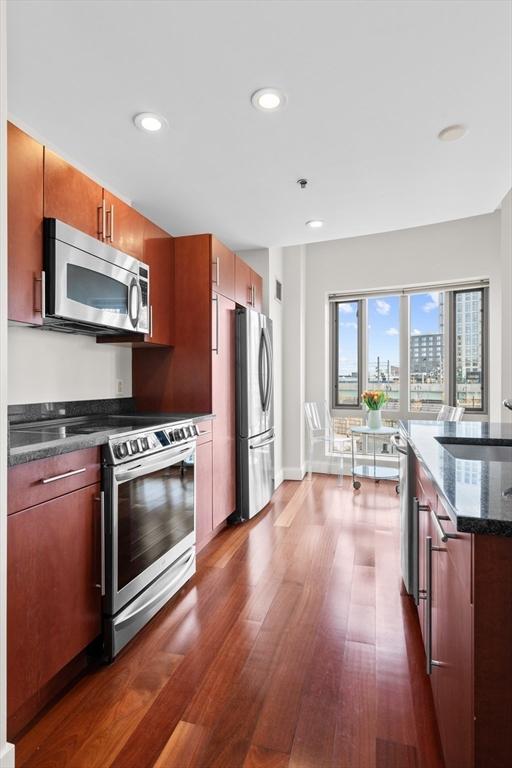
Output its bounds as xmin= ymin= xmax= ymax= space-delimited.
xmin=329 ymin=284 xmax=489 ymax=418
xmin=449 ymin=286 xmax=488 ymax=415
xmin=331 ymin=299 xmax=363 ymax=410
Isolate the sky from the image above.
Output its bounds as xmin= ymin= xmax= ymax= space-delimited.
xmin=338 ymin=292 xmax=442 ymax=375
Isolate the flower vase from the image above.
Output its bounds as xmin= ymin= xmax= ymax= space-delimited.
xmin=367 ymin=409 xmax=382 ymax=430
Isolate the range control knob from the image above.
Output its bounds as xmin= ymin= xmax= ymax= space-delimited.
xmin=130 ymin=439 xmax=139 ymax=454
xmin=140 ymin=436 xmax=150 ymax=451
xmin=114 ymin=442 xmax=128 ymax=459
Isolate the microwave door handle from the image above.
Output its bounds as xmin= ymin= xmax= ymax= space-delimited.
xmin=128 ymin=279 xmax=140 ymax=328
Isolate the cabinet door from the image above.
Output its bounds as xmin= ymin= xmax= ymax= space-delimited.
xmin=212 ymin=293 xmax=236 ymax=526
xmin=103 ymin=190 xmax=144 ymax=259
xmin=7 ymin=483 xmax=102 ymax=719
xmin=196 ymin=439 xmax=213 ymax=550
xmin=143 ymin=219 xmax=174 ymax=345
xmin=44 ymin=148 xmax=103 ymax=237
xmin=211 ymin=236 xmax=235 ymax=301
xmin=432 ymin=513 xmax=473 ymax=768
xmin=8 ymin=123 xmax=44 ymax=325
xmin=250 ymin=269 xmax=263 ymax=312
xmin=234 ymin=255 xmax=251 ymax=307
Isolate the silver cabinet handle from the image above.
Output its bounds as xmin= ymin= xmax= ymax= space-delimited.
xmin=33 ymin=271 xmax=46 ymax=318
xmin=252 ymin=284 xmax=256 ymax=307
xmin=149 ymin=305 xmax=153 ymax=338
xmin=41 ymin=467 xmax=86 ymax=484
xmin=97 ymin=199 xmax=106 ymax=240
xmin=94 ymin=491 xmax=105 ymax=595
xmin=106 ymin=203 xmax=115 ymax=242
xmin=391 ymin=433 xmax=408 ymax=455
xmin=213 ymin=256 xmax=220 ymax=285
xmin=430 ymin=508 xmax=457 ymax=543
xmin=425 ymin=535 xmax=433 ymax=675
xmin=248 ymin=283 xmax=253 ymax=305
xmin=197 ymin=430 xmax=212 ymax=437
xmin=423 ymin=534 xmax=445 ymax=675
xmin=212 ymin=295 xmax=219 ymax=354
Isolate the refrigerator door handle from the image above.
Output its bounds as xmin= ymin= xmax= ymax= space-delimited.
xmin=263 ymin=326 xmax=273 ymax=413
xmin=258 ymin=329 xmax=266 ymax=410
xmin=250 ymin=435 xmax=275 ymax=450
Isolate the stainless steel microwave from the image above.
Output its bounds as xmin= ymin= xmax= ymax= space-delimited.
xmin=43 ymin=218 xmax=150 ymax=336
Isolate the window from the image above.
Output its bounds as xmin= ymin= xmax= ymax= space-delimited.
xmin=409 ymin=291 xmax=445 ymax=413
xmin=330 ymin=283 xmax=488 ymax=416
xmin=453 ymin=288 xmax=485 ymax=411
xmin=367 ymin=296 xmax=400 ymax=410
xmin=333 ymin=300 xmax=361 ymax=407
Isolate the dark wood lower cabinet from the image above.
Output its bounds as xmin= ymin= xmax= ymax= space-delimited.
xmin=414 ymin=455 xmax=512 ymax=768
xmin=212 ymin=292 xmax=236 ymax=527
xmin=7 ymin=482 xmax=102 ymax=737
xmin=196 ymin=437 xmax=213 ymax=550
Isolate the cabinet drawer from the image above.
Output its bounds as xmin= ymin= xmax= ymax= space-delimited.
xmin=196 ymin=421 xmax=213 ymax=445
xmin=8 ymin=447 xmax=101 ymax=514
xmin=434 ymin=498 xmax=472 ymax=604
xmin=416 ymin=463 xmax=437 ymax=512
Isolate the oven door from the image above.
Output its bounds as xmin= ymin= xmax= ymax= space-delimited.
xmin=106 ymin=442 xmax=196 ymax=616
xmin=50 ymin=239 xmax=143 ymax=333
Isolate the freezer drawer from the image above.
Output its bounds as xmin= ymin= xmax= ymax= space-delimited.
xmin=237 ymin=429 xmax=275 ymax=520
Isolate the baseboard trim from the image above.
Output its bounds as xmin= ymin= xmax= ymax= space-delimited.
xmin=283 ymin=466 xmax=306 ymax=481
xmin=274 ymin=469 xmax=284 ymax=489
xmin=0 ymin=742 xmax=15 ymax=768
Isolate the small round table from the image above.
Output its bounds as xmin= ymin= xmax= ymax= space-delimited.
xmin=350 ymin=425 xmax=399 ymax=492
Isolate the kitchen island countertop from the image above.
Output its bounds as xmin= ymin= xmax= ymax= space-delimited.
xmin=400 ymin=419 xmax=512 ymax=536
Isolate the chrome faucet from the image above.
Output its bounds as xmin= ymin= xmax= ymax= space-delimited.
xmin=503 ymin=400 xmax=512 ymax=411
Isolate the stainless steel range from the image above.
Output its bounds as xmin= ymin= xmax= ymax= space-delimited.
xmin=102 ymin=419 xmax=198 ymax=660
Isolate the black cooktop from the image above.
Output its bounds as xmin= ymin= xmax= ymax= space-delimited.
xmin=9 ymin=415 xmax=185 ymax=449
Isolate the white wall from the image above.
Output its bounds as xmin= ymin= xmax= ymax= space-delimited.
xmin=500 ymin=189 xmax=512 ymax=420
xmin=238 ymin=247 xmax=284 ymax=487
xmin=0 ymin=0 xmax=14 ymax=762
xmin=8 ymin=326 xmax=132 ymax=405
xmin=282 ymin=245 xmax=307 ymax=479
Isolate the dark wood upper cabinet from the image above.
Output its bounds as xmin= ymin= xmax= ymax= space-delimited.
xmin=251 ymin=269 xmax=263 ymax=312
xmin=234 ymin=255 xmax=263 ymax=311
xmin=142 ymin=219 xmax=174 ymax=346
xmin=103 ymin=190 xmax=144 ymax=259
xmin=44 ymin=148 xmax=103 ymax=238
xmin=8 ymin=482 xmax=102 ymax=731
xmin=211 ymin=236 xmax=235 ymax=301
xmin=7 ymin=123 xmax=44 ymax=325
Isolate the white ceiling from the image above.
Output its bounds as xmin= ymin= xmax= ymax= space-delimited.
xmin=7 ymin=0 xmax=512 ymax=250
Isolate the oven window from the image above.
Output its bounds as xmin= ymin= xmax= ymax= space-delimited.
xmin=67 ymin=263 xmax=128 ymax=314
xmin=117 ymin=461 xmax=194 ymax=590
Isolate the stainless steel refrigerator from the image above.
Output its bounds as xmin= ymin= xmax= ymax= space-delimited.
xmin=236 ymin=306 xmax=274 ymax=520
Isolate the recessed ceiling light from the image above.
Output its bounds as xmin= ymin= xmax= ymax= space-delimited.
xmin=133 ymin=112 xmax=167 ymax=132
xmin=437 ymin=124 xmax=467 ymax=142
xmin=251 ymin=87 xmax=286 ymax=112
xmin=306 ymin=220 xmax=324 ymax=229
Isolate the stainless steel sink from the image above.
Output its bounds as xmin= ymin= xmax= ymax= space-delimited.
xmin=436 ymin=439 xmax=512 ymax=462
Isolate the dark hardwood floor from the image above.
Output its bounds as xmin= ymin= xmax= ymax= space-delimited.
xmin=15 ymin=475 xmax=444 ymax=768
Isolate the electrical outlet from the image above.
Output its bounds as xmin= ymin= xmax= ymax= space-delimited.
xmin=116 ymin=379 xmax=124 ymax=395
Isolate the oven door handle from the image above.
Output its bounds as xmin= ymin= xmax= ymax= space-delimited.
xmin=115 ymin=549 xmax=196 ymax=628
xmin=114 ymin=445 xmax=194 ymax=483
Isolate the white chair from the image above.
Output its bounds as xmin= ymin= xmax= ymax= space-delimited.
xmin=437 ymin=405 xmax=465 ymax=422
xmin=304 ymin=401 xmax=351 ymax=482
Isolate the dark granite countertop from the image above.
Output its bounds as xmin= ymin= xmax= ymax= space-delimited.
xmin=8 ymin=400 xmax=214 ymax=466
xmin=400 ymin=420 xmax=512 ymax=537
